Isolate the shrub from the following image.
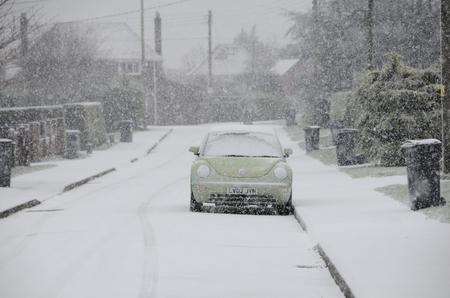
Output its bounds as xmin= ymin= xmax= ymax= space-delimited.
xmin=102 ymin=86 xmax=144 ymax=131
xmin=64 ymin=102 xmax=107 ymax=149
xmin=329 ymin=91 xmax=354 ymax=124
xmin=254 ymin=96 xmax=291 ymax=121
xmin=345 ymin=54 xmax=442 ymax=166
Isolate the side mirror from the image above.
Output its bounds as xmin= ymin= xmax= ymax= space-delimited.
xmin=284 ymin=148 xmax=293 ymax=158
xmin=189 ymin=146 xmax=200 ymax=156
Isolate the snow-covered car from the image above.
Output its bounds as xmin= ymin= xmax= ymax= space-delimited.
xmin=189 ymin=127 xmax=293 ymax=214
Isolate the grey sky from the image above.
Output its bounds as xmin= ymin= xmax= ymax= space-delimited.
xmin=27 ymin=0 xmax=310 ymax=68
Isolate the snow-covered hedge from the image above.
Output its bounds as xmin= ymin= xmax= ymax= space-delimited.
xmin=254 ymin=96 xmax=291 ymax=121
xmin=63 ymin=102 xmax=107 ymax=150
xmin=329 ymin=91 xmax=354 ymax=124
xmin=345 ymin=55 xmax=442 ymax=166
xmin=0 ymin=105 xmax=64 ymax=126
xmin=102 ymin=87 xmax=144 ymax=130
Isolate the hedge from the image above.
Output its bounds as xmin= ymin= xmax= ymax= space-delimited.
xmin=63 ymin=102 xmax=107 ymax=149
xmin=344 ymin=55 xmax=442 ymax=166
xmin=0 ymin=105 xmax=64 ymax=126
xmin=102 ymin=87 xmax=144 ymax=131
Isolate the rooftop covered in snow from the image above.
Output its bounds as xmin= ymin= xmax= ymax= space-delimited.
xmin=188 ymin=44 xmax=249 ymax=77
xmin=209 ymin=124 xmax=276 ymax=135
xmin=270 ymin=59 xmax=300 ymax=76
xmin=50 ymin=22 xmax=161 ymax=62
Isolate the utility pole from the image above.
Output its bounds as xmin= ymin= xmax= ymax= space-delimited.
xmin=311 ymin=0 xmax=321 ymax=125
xmin=154 ymin=11 xmax=162 ymax=125
xmin=140 ymin=0 xmax=148 ymax=127
xmin=442 ymin=0 xmax=450 ymax=173
xmin=20 ymin=13 xmax=28 ymax=59
xmin=366 ymin=0 xmax=375 ymax=70
xmin=311 ymin=0 xmax=319 ymax=78
xmin=250 ymin=26 xmax=257 ymax=91
xmin=20 ymin=13 xmax=31 ymax=104
xmin=140 ymin=0 xmax=145 ymax=64
xmin=208 ymin=10 xmax=213 ymax=91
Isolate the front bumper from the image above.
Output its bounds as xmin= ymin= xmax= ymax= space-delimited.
xmin=191 ymin=180 xmax=291 ymax=208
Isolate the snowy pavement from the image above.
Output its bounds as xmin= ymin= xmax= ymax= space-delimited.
xmin=0 ymin=125 xmax=342 ymax=298
xmin=278 ymin=126 xmax=450 ymax=298
xmin=0 ymin=127 xmax=170 ymax=213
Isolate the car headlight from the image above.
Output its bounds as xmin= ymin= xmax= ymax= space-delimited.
xmin=196 ymin=165 xmax=211 ymax=178
xmin=274 ymin=166 xmax=288 ymax=180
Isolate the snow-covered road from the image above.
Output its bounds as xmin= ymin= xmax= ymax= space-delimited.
xmin=0 ymin=126 xmax=342 ymax=298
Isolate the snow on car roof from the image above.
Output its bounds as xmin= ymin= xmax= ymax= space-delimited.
xmin=209 ymin=124 xmax=277 ymax=135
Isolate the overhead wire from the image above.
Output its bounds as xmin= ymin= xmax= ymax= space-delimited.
xmin=14 ymin=0 xmax=51 ymax=4
xmin=10 ymin=0 xmax=303 ymax=25
xmin=10 ymin=0 xmax=302 ymax=31
xmin=6 ymin=0 xmax=304 ymax=60
xmin=55 ymin=0 xmax=194 ymax=24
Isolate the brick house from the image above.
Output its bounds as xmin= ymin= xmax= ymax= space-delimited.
xmin=270 ymin=59 xmax=301 ymax=97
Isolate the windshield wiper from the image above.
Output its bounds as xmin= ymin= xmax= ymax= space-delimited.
xmin=223 ymin=155 xmax=247 ymax=157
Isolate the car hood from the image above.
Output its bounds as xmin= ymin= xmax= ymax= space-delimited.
xmin=203 ymin=157 xmax=282 ymax=178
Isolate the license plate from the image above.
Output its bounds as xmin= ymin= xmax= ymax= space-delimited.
xmin=227 ymin=187 xmax=257 ymax=195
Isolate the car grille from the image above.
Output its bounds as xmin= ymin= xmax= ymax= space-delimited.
xmin=207 ymin=194 xmax=276 ymax=208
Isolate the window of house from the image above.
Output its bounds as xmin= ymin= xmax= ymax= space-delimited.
xmin=120 ymin=62 xmax=127 ymax=73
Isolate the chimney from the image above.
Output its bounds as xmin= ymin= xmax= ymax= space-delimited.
xmin=154 ymin=12 xmax=162 ymax=56
xmin=20 ymin=13 xmax=29 ymax=58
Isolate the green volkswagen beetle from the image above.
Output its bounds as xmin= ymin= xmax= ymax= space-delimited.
xmin=189 ymin=127 xmax=293 ymax=215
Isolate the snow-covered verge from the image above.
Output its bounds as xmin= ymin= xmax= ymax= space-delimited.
xmin=285 ymin=125 xmax=406 ymax=178
xmin=286 ymin=124 xmax=449 ymax=223
xmin=0 ymin=127 xmax=170 ymax=214
xmin=376 ymin=181 xmax=450 ymax=223
xmin=279 ymin=126 xmax=450 ymax=298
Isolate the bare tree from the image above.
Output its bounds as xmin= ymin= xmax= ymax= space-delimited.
xmin=0 ymin=0 xmax=42 ymax=63
xmin=22 ymin=23 xmax=114 ymax=105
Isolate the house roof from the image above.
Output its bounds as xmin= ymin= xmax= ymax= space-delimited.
xmin=51 ymin=22 xmax=161 ymax=62
xmin=188 ymin=44 xmax=249 ymax=76
xmin=271 ymin=59 xmax=300 ymax=76
xmin=0 ymin=22 xmax=51 ymax=67
xmin=2 ymin=63 xmax=22 ymax=81
xmin=0 ymin=22 xmax=161 ymax=82
xmin=0 ymin=40 xmax=20 ymax=64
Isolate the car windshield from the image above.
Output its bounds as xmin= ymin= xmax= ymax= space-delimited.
xmin=203 ymin=131 xmax=282 ymax=158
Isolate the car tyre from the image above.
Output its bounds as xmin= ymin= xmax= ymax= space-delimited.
xmin=277 ymin=194 xmax=293 ymax=216
xmin=190 ymin=192 xmax=202 ymax=212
